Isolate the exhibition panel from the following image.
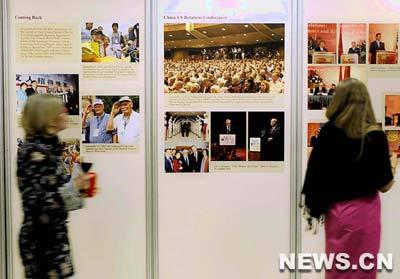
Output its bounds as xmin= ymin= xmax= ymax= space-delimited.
xmin=158 ymin=1 xmax=294 ymax=278
xmin=2 ymin=0 xmax=148 ymax=278
xmin=302 ymin=0 xmax=400 ymax=278
xmin=1 ymin=0 xmax=399 ymax=278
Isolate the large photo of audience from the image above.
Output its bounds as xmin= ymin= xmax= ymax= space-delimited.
xmin=81 ymin=21 xmax=139 ymax=62
xmin=81 ymin=95 xmax=140 ymax=144
xmin=248 ymin=112 xmax=284 ymax=161
xmin=163 ymin=112 xmax=209 ymax=173
xmin=211 ymin=112 xmax=246 ymax=161
xmin=164 ymin=23 xmax=285 ymax=94
xmin=16 ymin=74 xmax=79 ymax=115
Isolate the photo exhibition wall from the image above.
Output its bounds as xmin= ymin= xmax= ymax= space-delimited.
xmin=1 ymin=0 xmax=400 ymax=279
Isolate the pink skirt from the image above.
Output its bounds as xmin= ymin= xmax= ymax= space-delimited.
xmin=325 ymin=192 xmax=381 ymax=279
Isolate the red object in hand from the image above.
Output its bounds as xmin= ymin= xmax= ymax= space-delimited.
xmin=87 ymin=172 xmax=97 ymax=197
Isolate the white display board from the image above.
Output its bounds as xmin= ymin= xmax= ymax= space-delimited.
xmin=302 ymin=0 xmax=400 ymax=278
xmin=158 ymin=0 xmax=293 ymax=278
xmin=4 ymin=0 xmax=148 ymax=278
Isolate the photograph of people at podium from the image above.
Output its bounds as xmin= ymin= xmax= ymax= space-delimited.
xmin=308 ymin=23 xmax=337 ymax=64
xmin=384 ymin=94 xmax=400 ymax=129
xmin=16 ymin=74 xmax=79 ymax=115
xmin=81 ymin=21 xmax=139 ymax=62
xmin=164 ymin=143 xmax=209 ymax=173
xmin=307 ymin=66 xmax=367 ymax=110
xmin=164 ymin=23 xmax=285 ymax=94
xmin=81 ymin=95 xmax=140 ymax=145
xmin=211 ymin=112 xmax=246 ymax=161
xmin=248 ymin=112 xmax=284 ymax=161
xmin=368 ymin=24 xmax=399 ymax=64
xmin=338 ymin=24 xmax=366 ymax=64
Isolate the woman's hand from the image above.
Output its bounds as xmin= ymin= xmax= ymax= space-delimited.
xmin=73 ymin=174 xmax=90 ymax=197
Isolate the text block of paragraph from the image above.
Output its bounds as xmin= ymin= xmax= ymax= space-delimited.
xmin=166 ymin=94 xmax=284 ymax=108
xmin=16 ymin=24 xmax=80 ymax=62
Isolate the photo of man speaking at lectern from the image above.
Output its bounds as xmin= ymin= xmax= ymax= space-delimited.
xmin=248 ymin=112 xmax=284 ymax=161
xmin=368 ymin=24 xmax=399 ymax=64
xmin=338 ymin=23 xmax=367 ymax=64
xmin=211 ymin=112 xmax=246 ymax=161
xmin=308 ymin=23 xmax=337 ymax=64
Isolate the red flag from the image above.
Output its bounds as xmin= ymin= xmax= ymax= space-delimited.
xmin=344 ymin=66 xmax=351 ymax=79
xmin=338 ymin=24 xmax=343 ymax=60
xmin=339 ymin=66 xmax=343 ymax=81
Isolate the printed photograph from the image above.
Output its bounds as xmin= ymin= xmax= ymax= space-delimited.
xmin=164 ymin=23 xmax=285 ymax=94
xmin=248 ymin=112 xmax=284 ymax=161
xmin=163 ymin=112 xmax=209 ymax=173
xmin=17 ymin=137 xmax=81 ymax=178
xmin=308 ymin=23 xmax=337 ymax=64
xmin=307 ymin=123 xmax=325 ymax=148
xmin=164 ymin=142 xmax=210 ymax=173
xmin=384 ymin=94 xmax=400 ymax=129
xmin=338 ymin=24 xmax=367 ymax=64
xmin=385 ymin=130 xmax=400 ymax=158
xmin=211 ymin=112 xmax=246 ymax=161
xmin=368 ymin=24 xmax=399 ymax=64
xmin=16 ymin=74 xmax=79 ymax=115
xmin=307 ymin=66 xmax=367 ymax=110
xmin=81 ymin=21 xmax=139 ymax=62
xmin=81 ymin=95 xmax=140 ymax=144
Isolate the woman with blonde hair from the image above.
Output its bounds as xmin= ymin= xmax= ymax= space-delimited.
xmin=18 ymin=94 xmax=90 ymax=278
xmin=302 ymin=78 xmax=396 ymax=279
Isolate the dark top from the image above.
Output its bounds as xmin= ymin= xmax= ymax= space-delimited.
xmin=302 ymin=121 xmax=393 ymax=218
xmin=17 ymin=135 xmax=75 ymax=278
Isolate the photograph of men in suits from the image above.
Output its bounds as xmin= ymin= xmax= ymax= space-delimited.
xmin=260 ymin=117 xmax=284 ymax=161
xmin=369 ymin=33 xmax=385 ymax=64
xmin=314 ymin=41 xmax=328 ymax=52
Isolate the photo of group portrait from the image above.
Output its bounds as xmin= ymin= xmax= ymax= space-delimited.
xmin=368 ymin=24 xmax=399 ymax=64
xmin=211 ymin=112 xmax=246 ymax=161
xmin=164 ymin=23 xmax=285 ymax=94
xmin=248 ymin=112 xmax=284 ymax=161
xmin=81 ymin=21 xmax=139 ymax=62
xmin=164 ymin=143 xmax=210 ymax=173
xmin=16 ymin=74 xmax=79 ymax=115
xmin=307 ymin=66 xmax=367 ymax=110
xmin=308 ymin=23 xmax=337 ymax=64
xmin=338 ymin=24 xmax=367 ymax=64
xmin=81 ymin=95 xmax=140 ymax=144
